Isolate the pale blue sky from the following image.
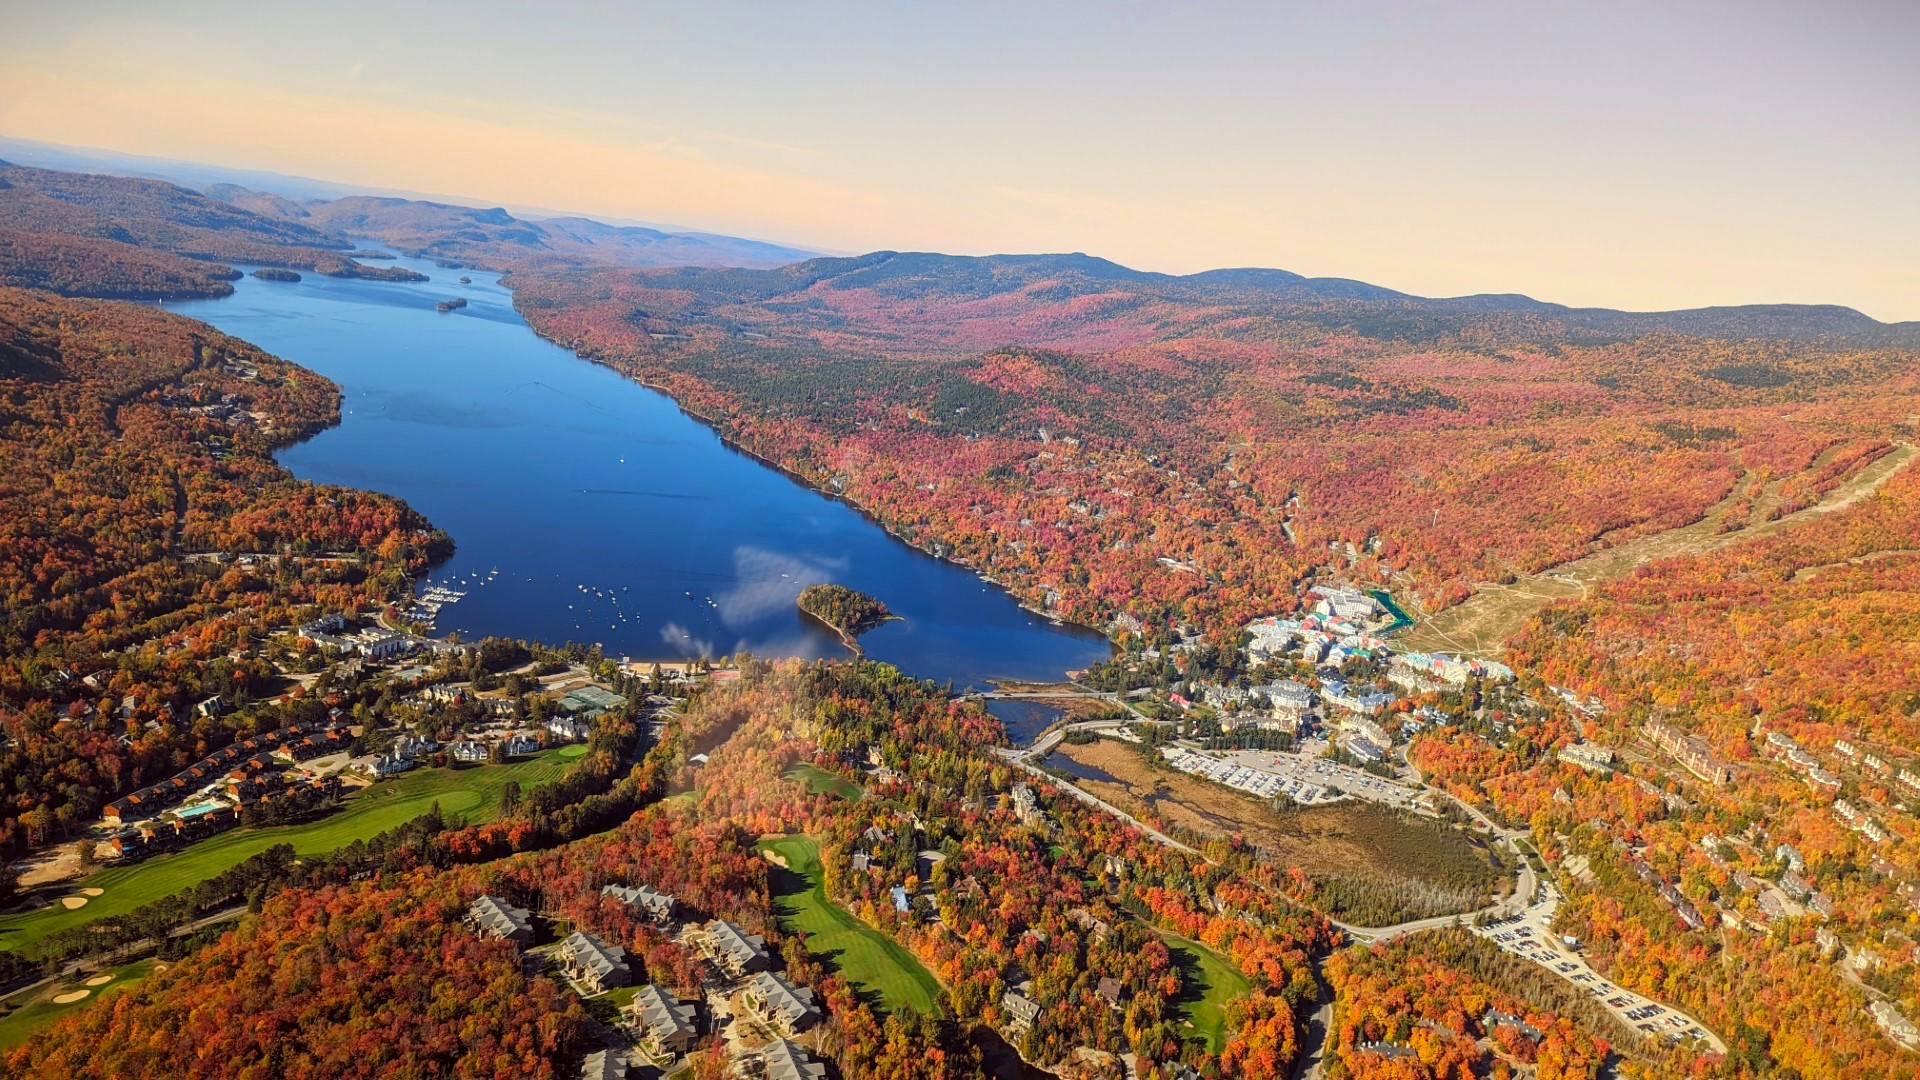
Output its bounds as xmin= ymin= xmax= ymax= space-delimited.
xmin=2 ymin=1 xmax=1916 ymax=317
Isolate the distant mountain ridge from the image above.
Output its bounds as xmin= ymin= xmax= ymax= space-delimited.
xmin=197 ymin=187 xmax=819 ymax=271
xmin=606 ymin=248 xmax=1919 ymax=347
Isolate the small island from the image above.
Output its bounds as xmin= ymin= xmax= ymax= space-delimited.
xmin=250 ymin=267 xmax=302 ymax=282
xmin=797 ymin=583 xmax=898 ymax=653
xmin=436 ymin=297 xmax=468 ymax=312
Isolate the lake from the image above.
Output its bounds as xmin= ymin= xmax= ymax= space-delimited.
xmin=167 ymin=257 xmax=1111 ymax=690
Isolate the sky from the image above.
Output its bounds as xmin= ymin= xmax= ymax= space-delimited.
xmin=1 ymin=1 xmax=1916 ymax=319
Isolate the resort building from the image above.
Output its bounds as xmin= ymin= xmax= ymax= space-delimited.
xmin=468 ymin=895 xmax=533 ymax=946
xmin=735 ymin=1039 xmax=827 ymax=1080
xmin=743 ymin=971 xmax=820 ymax=1035
xmin=697 ymin=919 xmax=769 ymax=977
xmin=602 ymin=882 xmax=677 ymax=925
xmin=624 ymin=984 xmax=698 ymax=1059
xmin=578 ymin=1049 xmax=625 ymax=1080
xmin=559 ymin=930 xmax=631 ymax=994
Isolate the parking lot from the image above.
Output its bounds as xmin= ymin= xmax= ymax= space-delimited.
xmin=1473 ymin=885 xmax=1724 ymax=1051
xmin=1160 ymin=747 xmax=1336 ymax=803
xmin=1213 ymin=747 xmax=1426 ymax=810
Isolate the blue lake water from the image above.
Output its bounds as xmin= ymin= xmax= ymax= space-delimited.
xmin=167 ymin=257 xmax=1110 ymax=691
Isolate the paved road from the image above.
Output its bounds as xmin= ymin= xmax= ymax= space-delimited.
xmin=1007 ymin=760 xmax=1203 ymax=857
xmin=1012 ymin=710 xmax=1723 ymax=1058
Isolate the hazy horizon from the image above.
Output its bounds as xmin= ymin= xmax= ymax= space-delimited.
xmin=2 ymin=1 xmax=1916 ymax=319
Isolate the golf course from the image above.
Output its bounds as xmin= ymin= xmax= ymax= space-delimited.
xmin=784 ymin=763 xmax=862 ymax=800
xmin=759 ymin=834 xmax=940 ymax=1016
xmin=1159 ymin=930 xmax=1249 ymax=1053
xmin=0 ymin=749 xmax=580 ymax=952
xmin=0 ymin=958 xmax=156 ymax=1048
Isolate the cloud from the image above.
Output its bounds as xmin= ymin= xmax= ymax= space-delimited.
xmin=712 ymin=546 xmax=847 ymax=628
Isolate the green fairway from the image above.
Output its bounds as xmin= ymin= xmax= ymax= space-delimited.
xmin=0 ymin=751 xmax=575 ymax=953
xmin=783 ymin=763 xmax=861 ymax=800
xmin=0 ymin=958 xmax=155 ymax=1048
xmin=1158 ymin=929 xmax=1250 ymax=1053
xmin=758 ymin=835 xmax=940 ymax=1016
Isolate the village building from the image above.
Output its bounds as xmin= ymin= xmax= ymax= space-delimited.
xmin=743 ymin=971 xmax=820 ymax=1035
xmin=736 ymin=1040 xmax=827 ymax=1080
xmin=1484 ymin=1010 xmax=1545 ymax=1041
xmin=559 ymin=930 xmax=631 ymax=994
xmin=578 ymin=1049 xmax=624 ymax=1080
xmin=1010 ymin=783 xmax=1044 ymax=826
xmin=697 ymin=919 xmax=769 ymax=977
xmin=1002 ymin=985 xmax=1042 ymax=1033
xmin=1559 ymin=742 xmax=1616 ymax=773
xmin=603 ymin=883 xmax=677 ymax=925
xmin=449 ymin=740 xmax=489 ymax=763
xmin=468 ymin=895 xmax=533 ymax=946
xmin=366 ymin=752 xmax=414 ymax=778
xmin=1871 ymin=1000 xmax=1920 ymax=1052
xmin=624 ymin=984 xmax=698 ymax=1058
xmin=1645 ymin=719 xmax=1734 ymax=785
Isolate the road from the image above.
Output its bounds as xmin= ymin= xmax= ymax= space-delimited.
xmin=1473 ymin=884 xmax=1727 ymax=1054
xmin=2 ymin=903 xmax=246 ymax=1005
xmin=1019 ymin=742 xmax=1730 ymax=1062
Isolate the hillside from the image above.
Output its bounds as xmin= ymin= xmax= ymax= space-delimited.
xmin=202 ymin=186 xmax=819 ymax=271
xmin=0 ymin=228 xmax=240 ymax=300
xmin=0 ymin=286 xmax=445 ymax=858
xmin=511 ymin=251 xmax=1920 ymax=637
xmin=0 ymin=163 xmax=420 ymax=280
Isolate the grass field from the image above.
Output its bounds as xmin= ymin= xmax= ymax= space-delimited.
xmin=0 ymin=958 xmax=156 ymax=1048
xmin=0 ymin=750 xmax=575 ymax=952
xmin=783 ymin=764 xmax=861 ymax=800
xmin=1157 ymin=930 xmax=1249 ymax=1053
xmin=758 ymin=835 xmax=940 ymax=1016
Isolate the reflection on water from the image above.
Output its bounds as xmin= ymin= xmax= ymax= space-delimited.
xmin=169 ymin=257 xmax=1112 ymax=688
xmin=1044 ymin=747 xmax=1124 ymax=786
xmin=985 ymin=700 xmax=1068 ymax=746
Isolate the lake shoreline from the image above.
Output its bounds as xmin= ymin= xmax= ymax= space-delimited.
xmin=171 ymin=258 xmax=1111 ymax=685
xmin=509 ymin=307 xmax=1117 ymax=657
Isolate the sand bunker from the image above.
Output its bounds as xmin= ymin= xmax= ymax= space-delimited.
xmin=59 ymin=896 xmax=88 ymax=909
xmin=80 ymin=887 xmax=103 ymax=897
xmin=84 ymin=974 xmax=111 ymax=986
xmin=51 ymin=990 xmax=90 ymax=1004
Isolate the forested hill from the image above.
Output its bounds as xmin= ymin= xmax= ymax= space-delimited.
xmin=513 ymin=249 xmax=1920 ymax=633
xmin=199 ymin=187 xmax=819 ymax=271
xmin=0 ymin=162 xmax=422 ymax=281
xmin=545 ymin=248 xmax=1919 ymax=347
xmin=0 ymin=163 xmax=815 ymax=295
xmin=0 ymin=287 xmax=446 ymax=857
